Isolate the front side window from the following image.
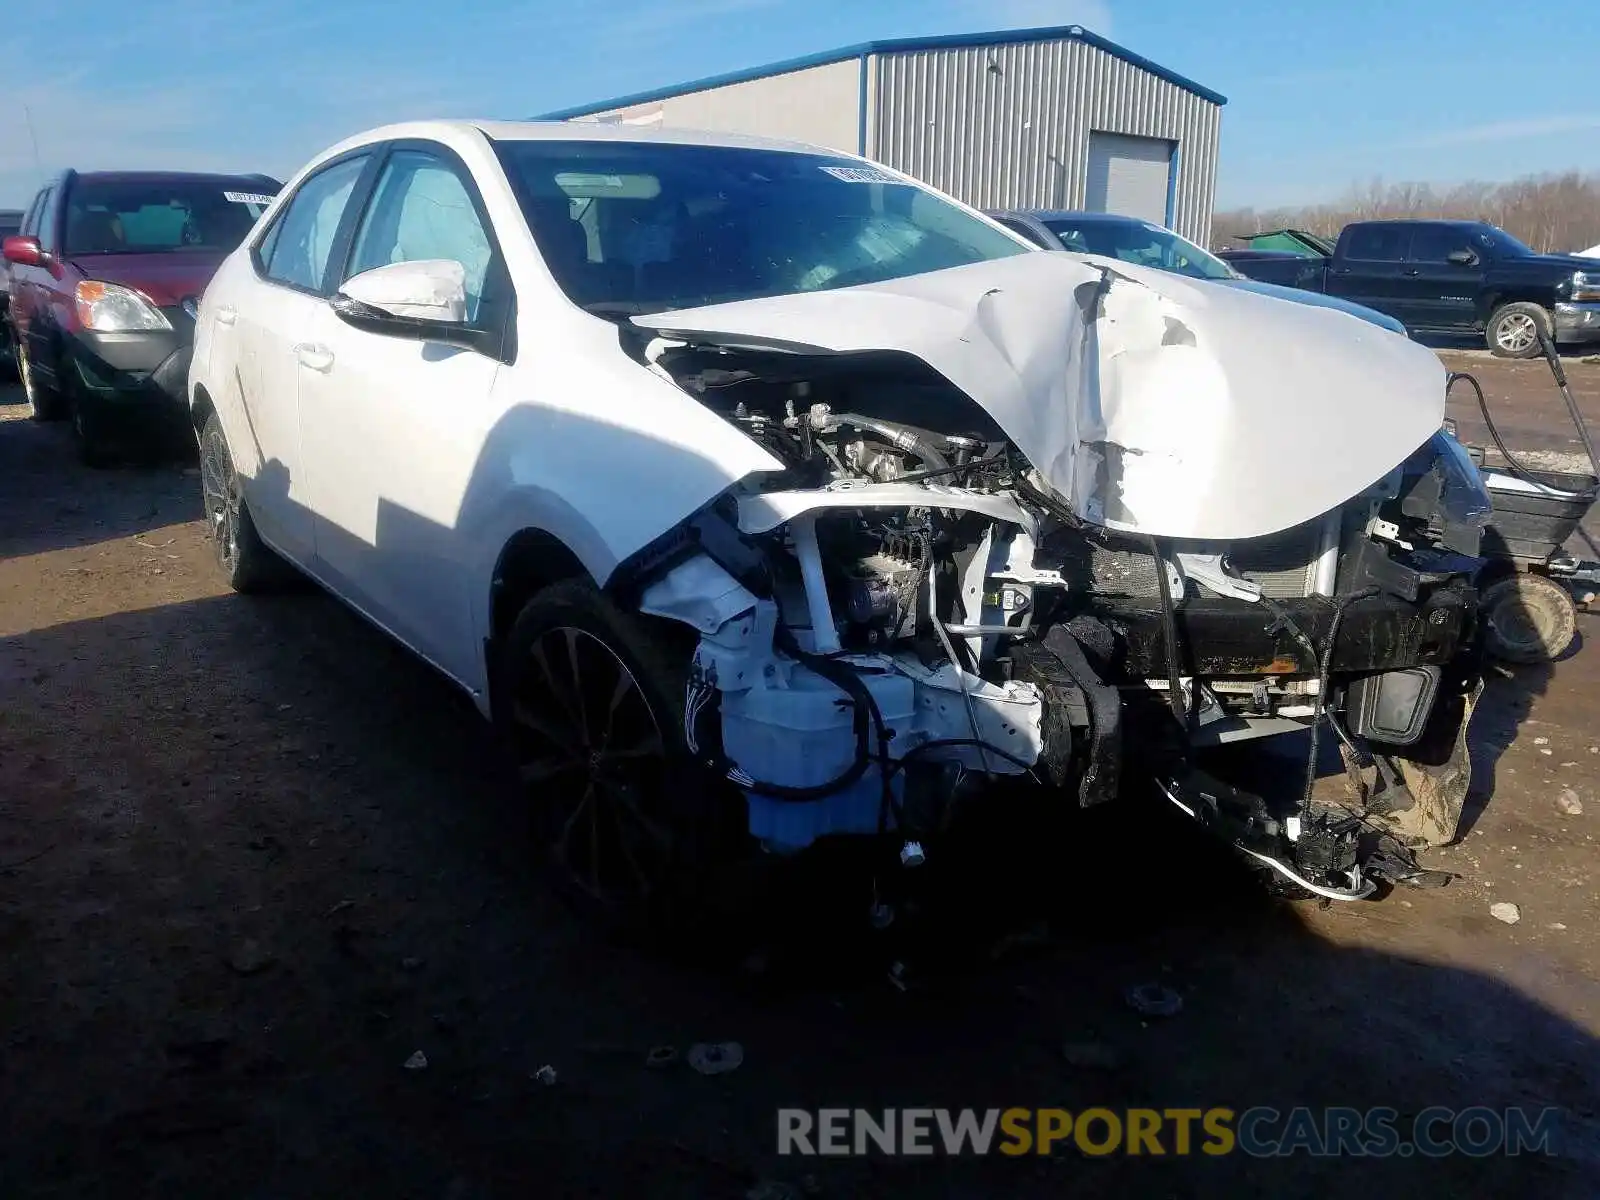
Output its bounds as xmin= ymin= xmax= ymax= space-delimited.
xmin=494 ymin=140 xmax=1024 ymax=314
xmin=1344 ymin=225 xmax=1408 ymax=262
xmin=261 ymin=157 xmax=368 ymax=292
xmin=1043 ymin=217 xmax=1237 ymax=280
xmin=345 ymin=150 xmax=494 ymax=321
xmin=63 ymin=179 xmax=273 ymax=256
xmin=35 ymin=187 xmax=58 ymax=253
xmin=19 ymin=191 xmax=43 ymax=236
xmin=1408 ymin=227 xmax=1477 ymax=265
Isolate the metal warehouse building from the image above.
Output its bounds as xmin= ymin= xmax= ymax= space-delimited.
xmin=538 ymin=25 xmax=1226 ymax=244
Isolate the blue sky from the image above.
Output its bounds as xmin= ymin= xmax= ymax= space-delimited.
xmin=2 ymin=0 xmax=1593 ymax=212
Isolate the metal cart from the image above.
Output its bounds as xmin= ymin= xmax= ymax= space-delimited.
xmin=1448 ymin=335 xmax=1600 ymax=663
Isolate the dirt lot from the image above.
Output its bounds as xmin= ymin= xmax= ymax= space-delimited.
xmin=2 ymin=361 xmax=1599 ymax=1199
xmin=1440 ymin=348 xmax=1600 ymax=468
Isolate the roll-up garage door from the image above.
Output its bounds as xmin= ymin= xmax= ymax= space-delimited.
xmin=1085 ymin=133 xmax=1174 ymax=225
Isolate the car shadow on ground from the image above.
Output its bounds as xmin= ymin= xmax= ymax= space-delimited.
xmin=1 ymin=584 xmax=1596 ymax=1198
xmin=0 ymin=391 xmax=202 ymax=560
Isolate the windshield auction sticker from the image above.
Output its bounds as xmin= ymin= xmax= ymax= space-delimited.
xmin=223 ymin=192 xmax=276 ymax=206
xmin=820 ymin=165 xmax=902 ymax=185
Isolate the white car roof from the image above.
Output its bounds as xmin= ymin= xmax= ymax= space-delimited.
xmin=316 ymin=118 xmax=846 ymax=162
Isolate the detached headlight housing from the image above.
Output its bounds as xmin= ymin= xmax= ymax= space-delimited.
xmin=1573 ymin=270 xmax=1600 ymax=303
xmin=74 ymin=280 xmax=172 ymax=332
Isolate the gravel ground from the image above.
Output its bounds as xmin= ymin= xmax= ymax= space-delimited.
xmin=1 ymin=367 xmax=1598 ymax=1199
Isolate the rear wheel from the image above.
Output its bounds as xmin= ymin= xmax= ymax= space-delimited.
xmin=1486 ymin=302 xmax=1550 ymax=359
xmin=1481 ymin=572 xmax=1578 ymax=662
xmin=198 ymin=412 xmax=290 ymax=593
xmin=502 ymin=579 xmax=744 ymax=937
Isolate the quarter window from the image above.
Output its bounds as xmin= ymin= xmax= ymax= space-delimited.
xmin=344 ymin=150 xmax=494 ymax=321
xmin=261 ymin=156 xmax=369 ymax=292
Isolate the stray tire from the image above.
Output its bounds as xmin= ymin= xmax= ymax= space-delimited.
xmin=16 ymin=340 xmax=65 ymax=422
xmin=501 ymin=579 xmax=743 ymax=938
xmin=197 ymin=411 xmax=289 ymax=593
xmin=1481 ymin=572 xmax=1578 ymax=663
xmin=1486 ymin=302 xmax=1550 ymax=359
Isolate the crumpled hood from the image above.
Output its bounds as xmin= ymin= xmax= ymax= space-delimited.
xmin=634 ymin=253 xmax=1446 ymax=541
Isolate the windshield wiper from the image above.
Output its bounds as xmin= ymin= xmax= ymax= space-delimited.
xmin=582 ymin=300 xmax=668 ymax=318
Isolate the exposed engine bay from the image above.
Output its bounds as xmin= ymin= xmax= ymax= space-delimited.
xmin=608 ymin=255 xmax=1493 ymax=911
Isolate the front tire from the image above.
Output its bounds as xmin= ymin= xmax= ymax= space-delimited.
xmin=1486 ymin=302 xmax=1550 ymax=359
xmin=198 ymin=411 xmax=289 ymax=593
xmin=501 ymin=579 xmax=744 ymax=938
xmin=16 ymin=340 xmax=65 ymax=422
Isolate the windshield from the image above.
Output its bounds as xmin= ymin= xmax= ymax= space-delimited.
xmin=494 ymin=140 xmax=1026 ymax=314
xmin=64 ymin=179 xmax=275 ymax=255
xmin=1043 ymin=216 xmax=1237 ymax=281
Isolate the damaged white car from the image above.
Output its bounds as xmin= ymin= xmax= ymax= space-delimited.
xmin=189 ymin=121 xmax=1491 ymax=928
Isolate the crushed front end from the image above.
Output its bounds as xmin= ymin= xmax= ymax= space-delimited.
xmin=611 ymin=252 xmax=1490 ymax=916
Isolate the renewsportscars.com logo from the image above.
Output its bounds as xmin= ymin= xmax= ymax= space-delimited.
xmin=777 ymin=1106 xmax=1565 ymax=1158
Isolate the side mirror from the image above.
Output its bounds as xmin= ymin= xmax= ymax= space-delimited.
xmin=2 ymin=235 xmax=47 ymax=267
xmin=1446 ymin=249 xmax=1478 ymax=267
xmin=330 ymin=259 xmax=494 ymax=354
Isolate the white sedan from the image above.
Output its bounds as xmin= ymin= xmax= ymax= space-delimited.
xmin=189 ymin=120 xmax=1484 ymax=925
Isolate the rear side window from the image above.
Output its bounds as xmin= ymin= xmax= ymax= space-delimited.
xmin=260 ymin=156 xmax=369 ymax=292
xmin=1343 ymin=225 xmax=1408 ymax=262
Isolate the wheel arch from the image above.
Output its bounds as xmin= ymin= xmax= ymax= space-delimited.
xmin=490 ymin=527 xmax=593 ymax=646
xmin=190 ymin=380 xmax=216 ymax=436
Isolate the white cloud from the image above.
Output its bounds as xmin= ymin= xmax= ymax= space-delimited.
xmin=1395 ymin=114 xmax=1600 ymax=149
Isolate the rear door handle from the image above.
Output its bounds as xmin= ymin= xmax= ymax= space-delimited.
xmin=1403 ymin=269 xmax=1420 ymax=277
xmin=294 ymin=342 xmax=334 ymax=373
xmin=215 ymin=305 xmax=236 ymax=325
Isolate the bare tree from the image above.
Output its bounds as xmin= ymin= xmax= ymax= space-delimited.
xmin=1213 ymin=172 xmax=1600 ymax=253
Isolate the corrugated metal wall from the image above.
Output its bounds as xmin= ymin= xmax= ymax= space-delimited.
xmin=871 ymin=39 xmax=1221 ymax=244
xmin=573 ymin=59 xmax=864 ymax=156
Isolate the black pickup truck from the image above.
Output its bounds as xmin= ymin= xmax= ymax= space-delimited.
xmin=1217 ymin=219 xmax=1600 ymax=358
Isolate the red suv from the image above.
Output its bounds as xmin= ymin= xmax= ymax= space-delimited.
xmin=3 ymin=170 xmax=279 ymax=465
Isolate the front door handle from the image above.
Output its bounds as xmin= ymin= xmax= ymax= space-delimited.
xmin=215 ymin=305 xmax=236 ymax=326
xmin=294 ymin=342 xmax=334 ymax=373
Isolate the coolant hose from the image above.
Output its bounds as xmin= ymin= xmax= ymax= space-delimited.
xmin=834 ymin=413 xmax=952 ymax=473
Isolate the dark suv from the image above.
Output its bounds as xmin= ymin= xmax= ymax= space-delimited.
xmin=0 ymin=208 xmax=22 ymax=377
xmin=3 ymin=170 xmax=279 ymax=464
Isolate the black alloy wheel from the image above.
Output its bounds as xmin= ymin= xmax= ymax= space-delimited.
xmin=510 ymin=616 xmax=680 ymax=914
